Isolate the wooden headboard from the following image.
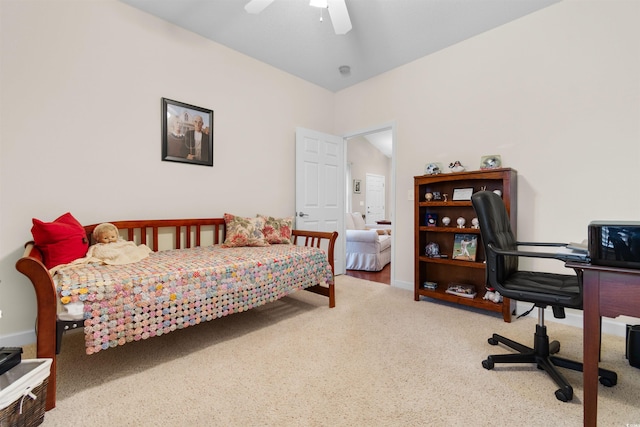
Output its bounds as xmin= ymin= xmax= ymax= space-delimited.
xmin=83 ymin=218 xmax=227 ymax=251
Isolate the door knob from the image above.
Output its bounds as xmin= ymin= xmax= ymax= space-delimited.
xmin=298 ymin=212 xmax=309 ymax=217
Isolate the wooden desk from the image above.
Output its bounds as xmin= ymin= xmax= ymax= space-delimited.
xmin=567 ymin=262 xmax=640 ymax=427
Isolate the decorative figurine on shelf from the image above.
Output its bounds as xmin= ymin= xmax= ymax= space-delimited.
xmin=471 ymin=218 xmax=479 ymax=229
xmin=425 ymin=213 xmax=438 ymax=227
xmin=443 ymin=193 xmax=448 ymax=202
xmin=483 ymin=290 xmax=502 ymax=303
xmin=442 ymin=216 xmax=451 ymax=227
xmin=480 ymin=155 xmax=502 ymax=170
xmin=425 ymin=163 xmax=442 ymax=175
xmin=425 ymin=242 xmax=440 ymax=258
xmin=449 ymin=161 xmax=465 ymax=173
xmin=456 ymin=217 xmax=466 ymax=228
xmin=425 ymin=192 xmax=433 ymax=201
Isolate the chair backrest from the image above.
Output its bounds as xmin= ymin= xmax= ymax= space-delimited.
xmin=473 ymin=191 xmax=583 ymax=309
xmin=471 ymin=191 xmax=518 ymax=291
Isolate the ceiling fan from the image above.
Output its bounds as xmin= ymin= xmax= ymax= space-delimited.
xmin=244 ymin=0 xmax=352 ymax=35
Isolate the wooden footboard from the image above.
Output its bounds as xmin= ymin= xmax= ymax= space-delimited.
xmin=15 ymin=218 xmax=337 ymax=411
xmin=292 ymin=229 xmax=338 ymax=308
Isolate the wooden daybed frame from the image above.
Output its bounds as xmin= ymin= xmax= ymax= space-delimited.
xmin=16 ymin=218 xmax=338 ymax=411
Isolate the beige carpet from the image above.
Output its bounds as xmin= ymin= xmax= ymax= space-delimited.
xmin=24 ymin=275 xmax=640 ymax=426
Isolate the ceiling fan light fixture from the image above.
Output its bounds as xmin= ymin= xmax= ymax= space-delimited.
xmin=310 ymin=0 xmax=328 ymax=8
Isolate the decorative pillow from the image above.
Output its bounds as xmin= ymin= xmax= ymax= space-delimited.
xmin=31 ymin=212 xmax=89 ymax=269
xmin=344 ymin=212 xmax=356 ymax=230
xmin=351 ymin=212 xmax=367 ymax=230
xmin=222 ymin=213 xmax=269 ymax=247
xmin=258 ymin=215 xmax=293 ymax=244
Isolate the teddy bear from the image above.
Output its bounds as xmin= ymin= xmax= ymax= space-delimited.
xmin=483 ymin=290 xmax=502 ymax=303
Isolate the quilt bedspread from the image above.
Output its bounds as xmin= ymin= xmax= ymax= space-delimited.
xmin=53 ymin=245 xmax=333 ymax=354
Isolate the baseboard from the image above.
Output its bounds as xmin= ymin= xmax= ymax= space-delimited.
xmin=397 ymin=283 xmax=631 ymax=338
xmin=516 ymin=303 xmax=629 ymax=338
xmin=391 ymin=279 xmax=413 ymax=291
xmin=0 ymin=329 xmax=36 ymax=347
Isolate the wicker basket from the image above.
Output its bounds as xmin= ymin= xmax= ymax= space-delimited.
xmin=0 ymin=379 xmax=47 ymax=427
xmin=0 ymin=359 xmax=51 ymax=427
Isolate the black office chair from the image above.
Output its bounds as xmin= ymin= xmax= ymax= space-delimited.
xmin=471 ymin=191 xmax=617 ymax=402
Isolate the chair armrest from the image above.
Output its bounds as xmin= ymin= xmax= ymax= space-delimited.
xmin=517 ymin=241 xmax=567 ymax=248
xmin=488 ymin=242 xmax=576 ymax=262
xmin=365 ymin=223 xmax=391 ymax=231
xmin=345 ymin=229 xmax=379 ymax=243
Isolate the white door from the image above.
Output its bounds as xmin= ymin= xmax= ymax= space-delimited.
xmin=295 ymin=127 xmax=345 ymax=275
xmin=365 ymin=173 xmax=385 ymax=224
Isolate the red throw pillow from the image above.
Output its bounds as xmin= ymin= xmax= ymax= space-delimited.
xmin=31 ymin=212 xmax=89 ymax=269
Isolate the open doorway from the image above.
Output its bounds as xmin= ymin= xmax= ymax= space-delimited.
xmin=344 ymin=126 xmax=394 ymax=285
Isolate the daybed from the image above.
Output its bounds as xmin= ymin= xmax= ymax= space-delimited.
xmin=344 ymin=212 xmax=391 ymax=271
xmin=16 ymin=217 xmax=338 ymax=411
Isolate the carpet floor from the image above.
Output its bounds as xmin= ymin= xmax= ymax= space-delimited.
xmin=24 ymin=275 xmax=640 ymax=426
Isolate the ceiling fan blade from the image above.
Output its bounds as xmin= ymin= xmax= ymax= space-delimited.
xmin=244 ymin=0 xmax=274 ymax=14
xmin=327 ymin=0 xmax=352 ymax=35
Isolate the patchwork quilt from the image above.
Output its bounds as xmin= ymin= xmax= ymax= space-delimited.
xmin=53 ymin=245 xmax=333 ymax=354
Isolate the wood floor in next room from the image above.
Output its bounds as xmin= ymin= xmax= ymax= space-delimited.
xmin=345 ymin=263 xmax=390 ymax=285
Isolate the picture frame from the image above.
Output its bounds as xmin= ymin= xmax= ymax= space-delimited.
xmin=452 ymin=233 xmax=478 ymax=261
xmin=161 ymin=98 xmax=214 ymax=166
xmin=353 ymin=179 xmax=361 ymax=194
xmin=452 ymin=187 xmax=474 ymax=201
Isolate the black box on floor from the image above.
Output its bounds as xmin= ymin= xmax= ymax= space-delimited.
xmin=0 ymin=348 xmax=22 ymax=376
xmin=627 ymin=325 xmax=640 ymax=369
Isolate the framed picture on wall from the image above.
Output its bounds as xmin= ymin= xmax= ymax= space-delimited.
xmin=161 ymin=98 xmax=214 ymax=166
xmin=353 ymin=179 xmax=361 ymax=194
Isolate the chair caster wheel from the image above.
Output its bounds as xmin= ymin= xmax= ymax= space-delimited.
xmin=488 ymin=337 xmax=498 ymax=345
xmin=549 ymin=340 xmax=560 ymax=354
xmin=482 ymin=359 xmax=494 ymax=370
xmin=555 ymin=387 xmax=573 ymax=402
xmin=599 ymin=376 xmax=617 ymax=387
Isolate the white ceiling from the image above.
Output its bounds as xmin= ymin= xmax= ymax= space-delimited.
xmin=363 ymin=131 xmax=393 ymax=158
xmin=119 ymin=0 xmax=559 ymax=93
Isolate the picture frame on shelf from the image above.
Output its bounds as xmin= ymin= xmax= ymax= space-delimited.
xmin=452 ymin=187 xmax=473 ymax=201
xmin=161 ymin=98 xmax=214 ymax=167
xmin=452 ymin=233 xmax=478 ymax=261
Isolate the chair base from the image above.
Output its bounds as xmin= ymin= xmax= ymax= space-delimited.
xmin=482 ymin=324 xmax=617 ymax=402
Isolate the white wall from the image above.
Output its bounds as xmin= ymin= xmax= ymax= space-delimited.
xmin=335 ymin=1 xmax=640 ymax=332
xmin=1 ymin=0 xmax=639 ymax=343
xmin=347 ymin=137 xmax=392 ymax=220
xmin=0 ymin=0 xmax=334 ymax=343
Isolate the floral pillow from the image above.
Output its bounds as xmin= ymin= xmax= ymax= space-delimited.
xmin=258 ymin=215 xmax=293 ymax=244
xmin=222 ymin=213 xmax=269 ymax=247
